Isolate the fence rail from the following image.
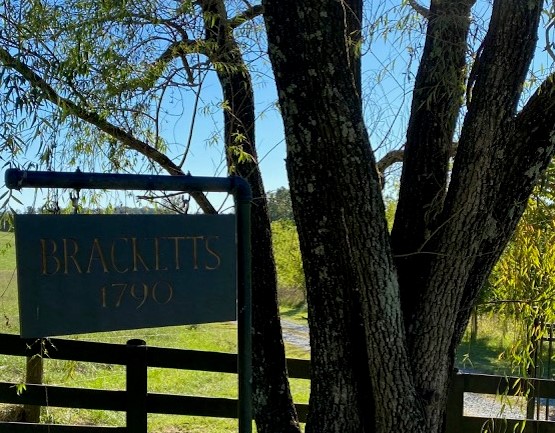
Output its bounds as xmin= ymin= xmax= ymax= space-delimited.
xmin=0 ymin=333 xmax=309 ymax=432
xmin=447 ymin=372 xmax=555 ymax=433
xmin=3 ymin=332 xmax=555 ymax=432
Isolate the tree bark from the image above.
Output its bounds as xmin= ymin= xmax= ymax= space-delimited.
xmin=263 ymin=0 xmax=555 ymax=432
xmin=391 ymin=0 xmax=475 ymax=328
xmin=201 ymin=2 xmax=300 ymax=432
xmin=264 ymin=1 xmax=425 ymax=432
xmin=24 ymin=352 xmax=43 ymax=422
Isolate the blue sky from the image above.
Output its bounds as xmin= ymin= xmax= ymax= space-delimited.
xmin=164 ymin=72 xmax=288 ymax=193
xmin=3 ymin=70 xmax=289 ymax=212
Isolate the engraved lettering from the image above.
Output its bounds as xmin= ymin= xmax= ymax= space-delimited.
xmin=111 ymin=238 xmax=130 ymax=274
xmin=113 ymin=283 xmax=127 ymax=307
xmin=186 ymin=236 xmax=203 ymax=270
xmin=63 ymin=238 xmax=82 ymax=274
xmin=99 ymin=281 xmax=174 ymax=308
xmin=130 ymin=283 xmax=149 ymax=309
xmin=204 ymin=236 xmax=221 ymax=270
xmin=40 ymin=239 xmax=61 ymax=275
xmin=166 ymin=236 xmax=185 ymax=270
xmin=131 ymin=238 xmax=150 ymax=271
xmin=152 ymin=281 xmax=173 ymax=304
xmin=100 ymin=286 xmax=107 ymax=308
xmin=86 ymin=238 xmax=109 ymax=273
xmin=154 ymin=238 xmax=168 ymax=271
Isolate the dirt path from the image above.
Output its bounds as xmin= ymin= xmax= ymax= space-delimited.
xmin=281 ymin=319 xmax=310 ymax=352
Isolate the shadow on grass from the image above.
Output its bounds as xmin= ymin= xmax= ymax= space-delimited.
xmin=456 ymin=335 xmax=512 ymax=375
xmin=280 ymin=305 xmax=308 ymax=324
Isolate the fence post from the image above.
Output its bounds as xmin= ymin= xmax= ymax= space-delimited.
xmin=527 ymin=316 xmax=542 ymax=420
xmin=446 ymin=370 xmax=464 ymax=433
xmin=24 ymin=339 xmax=43 ymax=422
xmin=126 ymin=339 xmax=147 ymax=433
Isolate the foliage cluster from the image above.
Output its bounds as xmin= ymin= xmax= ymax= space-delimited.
xmin=271 ymin=219 xmax=305 ymax=307
xmin=483 ymin=163 xmax=555 ymax=375
xmin=267 ymin=188 xmax=293 ymax=222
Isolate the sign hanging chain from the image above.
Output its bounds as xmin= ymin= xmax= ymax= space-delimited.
xmin=69 ymin=168 xmax=81 ymax=214
xmin=69 ymin=189 xmax=80 ymax=214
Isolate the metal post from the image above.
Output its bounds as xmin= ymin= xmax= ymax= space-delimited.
xmin=527 ymin=316 xmax=541 ymax=420
xmin=546 ymin=324 xmax=553 ymax=419
xmin=445 ymin=370 xmax=464 ymax=433
xmin=126 ymin=339 xmax=148 ymax=433
xmin=5 ymin=169 xmax=237 ymax=193
xmin=234 ymin=178 xmax=252 ymax=433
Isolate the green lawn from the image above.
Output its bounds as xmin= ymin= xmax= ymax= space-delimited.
xmin=0 ymin=232 xmax=18 ymax=335
xmin=455 ymin=314 xmax=523 ymax=375
xmin=0 ymin=232 xmax=15 ymax=271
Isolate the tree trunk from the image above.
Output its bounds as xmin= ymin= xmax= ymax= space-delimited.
xmin=470 ymin=307 xmax=478 ymax=344
xmin=263 ymin=0 xmax=555 ymax=432
xmin=264 ymin=2 xmax=425 ymax=432
xmin=201 ymin=2 xmax=300 ymax=432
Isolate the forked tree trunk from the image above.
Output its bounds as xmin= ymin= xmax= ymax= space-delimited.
xmin=264 ymin=2 xmax=425 ymax=432
xmin=263 ymin=0 xmax=555 ymax=432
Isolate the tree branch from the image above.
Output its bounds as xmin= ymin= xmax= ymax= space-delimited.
xmin=0 ymin=48 xmax=217 ymax=214
xmin=407 ymin=0 xmax=429 ymax=19
xmin=229 ymin=4 xmax=264 ymax=29
xmin=157 ymin=39 xmax=206 ymax=64
xmin=376 ymin=142 xmax=458 ymax=181
xmin=376 ymin=149 xmax=404 ymax=174
xmin=391 ymin=0 xmax=473 ymax=265
xmin=151 ymin=3 xmax=263 ymax=90
xmin=451 ymin=72 xmax=555 ymax=352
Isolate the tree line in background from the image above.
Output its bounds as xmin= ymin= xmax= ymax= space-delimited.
xmin=16 ymin=177 xmax=555 ymax=362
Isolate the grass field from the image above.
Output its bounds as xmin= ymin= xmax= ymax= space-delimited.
xmin=0 ymin=232 xmax=309 ymax=432
xmin=456 ymin=315 xmax=517 ymax=375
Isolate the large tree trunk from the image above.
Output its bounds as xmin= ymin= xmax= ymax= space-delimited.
xmin=201 ymin=2 xmax=301 ymax=432
xmin=263 ymin=0 xmax=555 ymax=432
xmin=264 ymin=2 xmax=425 ymax=432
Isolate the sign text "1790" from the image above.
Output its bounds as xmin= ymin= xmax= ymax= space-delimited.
xmin=100 ymin=281 xmax=173 ymax=309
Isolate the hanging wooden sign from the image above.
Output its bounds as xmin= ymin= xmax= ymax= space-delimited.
xmin=15 ymin=214 xmax=237 ymax=338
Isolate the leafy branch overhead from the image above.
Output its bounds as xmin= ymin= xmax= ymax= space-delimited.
xmin=407 ymin=0 xmax=429 ymax=18
xmin=0 ymin=0 xmax=265 ymax=213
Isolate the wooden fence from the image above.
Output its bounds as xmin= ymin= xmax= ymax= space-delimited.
xmin=2 ymin=332 xmax=555 ymax=432
xmin=0 ymin=333 xmax=309 ymax=432
xmin=447 ymin=371 xmax=555 ymax=432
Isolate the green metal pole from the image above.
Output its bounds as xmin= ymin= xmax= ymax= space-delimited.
xmin=233 ymin=177 xmax=252 ymax=433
